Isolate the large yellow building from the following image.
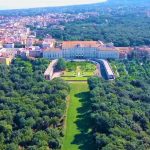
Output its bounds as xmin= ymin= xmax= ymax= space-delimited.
xmin=0 ymin=57 xmax=13 ymax=65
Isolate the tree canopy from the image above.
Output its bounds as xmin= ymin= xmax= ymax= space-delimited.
xmin=55 ymin=58 xmax=66 ymax=71
xmin=0 ymin=58 xmax=70 ymax=150
xmin=88 ymin=59 xmax=150 ymax=150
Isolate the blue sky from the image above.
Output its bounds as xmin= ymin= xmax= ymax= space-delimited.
xmin=0 ymin=0 xmax=107 ymax=10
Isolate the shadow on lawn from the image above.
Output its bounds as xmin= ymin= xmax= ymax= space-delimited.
xmin=71 ymin=91 xmax=95 ymax=150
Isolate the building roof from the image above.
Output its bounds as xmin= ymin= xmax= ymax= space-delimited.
xmin=43 ymin=41 xmax=120 ymax=52
xmin=101 ymin=60 xmax=114 ymax=76
xmin=62 ymin=41 xmax=103 ymax=49
xmin=44 ymin=47 xmax=61 ymax=52
xmin=100 ymin=46 xmax=118 ymax=51
xmin=134 ymin=46 xmax=150 ymax=52
xmin=44 ymin=59 xmax=58 ymax=76
xmin=116 ymin=47 xmax=133 ymax=53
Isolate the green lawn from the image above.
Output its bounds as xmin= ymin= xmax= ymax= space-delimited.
xmin=62 ymin=71 xmax=94 ymax=77
xmin=62 ymin=71 xmax=76 ymax=77
xmin=61 ymin=61 xmax=96 ymax=81
xmin=61 ymin=77 xmax=88 ymax=81
xmin=62 ymin=82 xmax=95 ymax=150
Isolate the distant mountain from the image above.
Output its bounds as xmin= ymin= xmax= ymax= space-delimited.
xmin=106 ymin=0 xmax=150 ymax=6
xmin=0 ymin=0 xmax=149 ymax=16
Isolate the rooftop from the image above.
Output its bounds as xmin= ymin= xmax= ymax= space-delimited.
xmin=102 ymin=60 xmax=114 ymax=76
xmin=62 ymin=41 xmax=104 ymax=49
xmin=100 ymin=46 xmax=118 ymax=51
xmin=43 ymin=41 xmax=120 ymax=52
xmin=116 ymin=47 xmax=133 ymax=54
xmin=44 ymin=59 xmax=58 ymax=76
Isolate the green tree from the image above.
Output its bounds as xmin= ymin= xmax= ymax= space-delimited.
xmin=55 ymin=58 xmax=66 ymax=71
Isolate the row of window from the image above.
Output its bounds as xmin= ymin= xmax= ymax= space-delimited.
xmin=43 ymin=51 xmax=119 ymax=59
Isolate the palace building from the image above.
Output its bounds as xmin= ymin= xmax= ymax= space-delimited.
xmin=43 ymin=41 xmax=119 ymax=60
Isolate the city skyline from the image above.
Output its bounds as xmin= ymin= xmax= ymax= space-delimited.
xmin=0 ymin=0 xmax=107 ymax=10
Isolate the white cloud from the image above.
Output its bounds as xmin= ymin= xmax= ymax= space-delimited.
xmin=0 ymin=0 xmax=107 ymax=9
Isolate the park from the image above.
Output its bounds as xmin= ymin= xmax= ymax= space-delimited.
xmin=44 ymin=58 xmax=114 ymax=150
xmin=61 ymin=61 xmax=97 ymax=81
xmin=62 ymin=82 xmax=96 ymax=150
xmin=59 ymin=60 xmax=97 ymax=150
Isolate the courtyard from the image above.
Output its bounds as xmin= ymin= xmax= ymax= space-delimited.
xmin=61 ymin=61 xmax=98 ymax=81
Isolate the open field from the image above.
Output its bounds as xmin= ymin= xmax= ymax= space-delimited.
xmin=62 ymin=82 xmax=95 ymax=150
xmin=61 ymin=61 xmax=96 ymax=81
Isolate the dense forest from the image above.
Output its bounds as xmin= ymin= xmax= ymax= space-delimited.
xmin=88 ymin=59 xmax=150 ymax=149
xmin=0 ymin=58 xmax=70 ymax=150
xmin=54 ymin=15 xmax=150 ymax=46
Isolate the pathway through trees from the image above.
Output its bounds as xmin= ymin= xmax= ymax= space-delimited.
xmin=62 ymin=82 xmax=95 ymax=150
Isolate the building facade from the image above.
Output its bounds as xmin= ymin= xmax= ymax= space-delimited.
xmin=0 ymin=57 xmax=12 ymax=65
xmin=43 ymin=41 xmax=119 ymax=60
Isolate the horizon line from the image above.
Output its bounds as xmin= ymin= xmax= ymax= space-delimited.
xmin=0 ymin=0 xmax=107 ymax=11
